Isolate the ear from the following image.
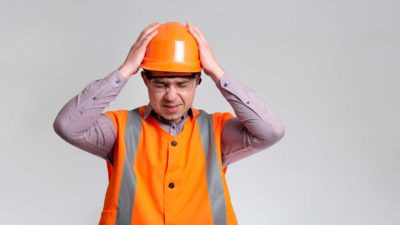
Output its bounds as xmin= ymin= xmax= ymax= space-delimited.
xmin=141 ymin=70 xmax=149 ymax=87
xmin=196 ymin=73 xmax=202 ymax=85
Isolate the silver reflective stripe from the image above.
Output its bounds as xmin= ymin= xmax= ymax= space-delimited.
xmin=116 ymin=108 xmax=142 ymax=225
xmin=197 ymin=110 xmax=227 ymax=225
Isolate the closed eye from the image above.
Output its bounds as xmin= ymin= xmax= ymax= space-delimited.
xmin=176 ymin=81 xmax=191 ymax=88
xmin=153 ymin=81 xmax=169 ymax=88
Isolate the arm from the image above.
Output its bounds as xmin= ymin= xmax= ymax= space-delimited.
xmin=216 ymin=74 xmax=285 ymax=167
xmin=53 ymin=22 xmax=161 ymax=162
xmin=53 ymin=70 xmax=128 ymax=162
xmin=187 ymin=23 xmax=285 ymax=167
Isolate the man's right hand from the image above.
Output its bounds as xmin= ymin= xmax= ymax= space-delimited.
xmin=118 ymin=22 xmax=160 ymax=79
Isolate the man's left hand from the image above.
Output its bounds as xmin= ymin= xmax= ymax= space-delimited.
xmin=187 ymin=22 xmax=225 ymax=82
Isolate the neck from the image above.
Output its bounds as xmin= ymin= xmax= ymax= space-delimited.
xmin=151 ymin=111 xmax=186 ymax=124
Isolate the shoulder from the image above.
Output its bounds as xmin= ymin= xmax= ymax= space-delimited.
xmin=104 ymin=106 xmax=146 ymax=125
xmin=104 ymin=109 xmax=129 ymax=120
xmin=193 ymin=108 xmax=235 ymax=126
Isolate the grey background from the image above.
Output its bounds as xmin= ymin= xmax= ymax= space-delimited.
xmin=1 ymin=0 xmax=399 ymax=224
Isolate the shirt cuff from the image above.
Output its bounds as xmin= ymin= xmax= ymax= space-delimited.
xmin=104 ymin=69 xmax=129 ymax=88
xmin=216 ymin=72 xmax=254 ymax=108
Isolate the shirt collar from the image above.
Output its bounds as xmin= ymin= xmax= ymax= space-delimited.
xmin=143 ymin=103 xmax=194 ymax=123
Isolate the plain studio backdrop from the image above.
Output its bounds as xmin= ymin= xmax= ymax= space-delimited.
xmin=1 ymin=0 xmax=399 ymax=224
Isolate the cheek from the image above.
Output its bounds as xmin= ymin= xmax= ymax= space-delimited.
xmin=181 ymin=91 xmax=196 ymax=105
xmin=148 ymin=92 xmax=160 ymax=107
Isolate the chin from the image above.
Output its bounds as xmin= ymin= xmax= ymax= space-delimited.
xmin=163 ymin=114 xmax=181 ymax=122
xmin=160 ymin=111 xmax=184 ymax=122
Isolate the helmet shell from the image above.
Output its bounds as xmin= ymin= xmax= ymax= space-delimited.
xmin=140 ymin=22 xmax=201 ymax=73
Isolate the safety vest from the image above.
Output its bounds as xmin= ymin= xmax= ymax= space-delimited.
xmin=99 ymin=106 xmax=238 ymax=225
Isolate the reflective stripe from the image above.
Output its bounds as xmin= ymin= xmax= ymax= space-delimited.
xmin=116 ymin=108 xmax=142 ymax=225
xmin=197 ymin=110 xmax=227 ymax=225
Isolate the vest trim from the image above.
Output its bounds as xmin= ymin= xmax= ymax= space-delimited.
xmin=197 ymin=110 xmax=227 ymax=225
xmin=116 ymin=108 xmax=142 ymax=224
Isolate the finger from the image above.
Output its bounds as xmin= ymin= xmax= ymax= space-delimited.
xmin=139 ymin=29 xmax=158 ymax=47
xmin=189 ymin=29 xmax=205 ymax=49
xmin=187 ymin=24 xmax=198 ymax=40
xmin=137 ymin=22 xmax=160 ymax=42
xmin=147 ymin=22 xmax=159 ymax=28
xmin=187 ymin=22 xmax=200 ymax=40
xmin=141 ymin=23 xmax=160 ymax=39
xmin=187 ymin=23 xmax=206 ymax=48
xmin=190 ymin=24 xmax=208 ymax=46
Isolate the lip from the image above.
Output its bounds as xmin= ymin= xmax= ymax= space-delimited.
xmin=163 ymin=104 xmax=180 ymax=113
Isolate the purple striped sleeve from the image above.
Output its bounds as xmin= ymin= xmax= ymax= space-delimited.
xmin=53 ymin=70 xmax=128 ymax=162
xmin=216 ymin=73 xmax=285 ymax=167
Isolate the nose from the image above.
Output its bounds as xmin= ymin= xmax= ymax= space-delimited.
xmin=163 ymin=84 xmax=179 ymax=101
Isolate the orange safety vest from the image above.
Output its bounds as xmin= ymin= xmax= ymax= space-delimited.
xmin=99 ymin=106 xmax=238 ymax=225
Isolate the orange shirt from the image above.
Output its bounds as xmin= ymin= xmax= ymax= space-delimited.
xmin=99 ymin=106 xmax=238 ymax=225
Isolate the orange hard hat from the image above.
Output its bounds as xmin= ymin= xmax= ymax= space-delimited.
xmin=140 ymin=22 xmax=202 ymax=73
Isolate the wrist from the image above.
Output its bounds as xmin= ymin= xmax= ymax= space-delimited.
xmin=118 ymin=64 xmax=135 ymax=79
xmin=209 ymin=67 xmax=225 ymax=83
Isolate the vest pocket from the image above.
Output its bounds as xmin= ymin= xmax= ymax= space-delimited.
xmin=98 ymin=210 xmax=117 ymax=225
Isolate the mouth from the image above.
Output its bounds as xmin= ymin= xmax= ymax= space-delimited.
xmin=162 ymin=104 xmax=180 ymax=113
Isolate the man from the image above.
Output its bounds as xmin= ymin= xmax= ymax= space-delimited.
xmin=53 ymin=21 xmax=284 ymax=225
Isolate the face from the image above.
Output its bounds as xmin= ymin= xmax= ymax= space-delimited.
xmin=142 ymin=70 xmax=200 ymax=123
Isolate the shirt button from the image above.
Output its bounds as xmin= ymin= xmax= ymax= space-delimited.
xmin=172 ymin=125 xmax=176 ymax=129
xmin=223 ymin=83 xmax=228 ymax=87
xmin=115 ymin=79 xmax=121 ymax=84
xmin=168 ymin=182 xmax=175 ymax=189
xmin=171 ymin=140 xmax=177 ymax=147
xmin=246 ymin=101 xmax=250 ymax=104
xmin=91 ymin=96 xmax=97 ymax=101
